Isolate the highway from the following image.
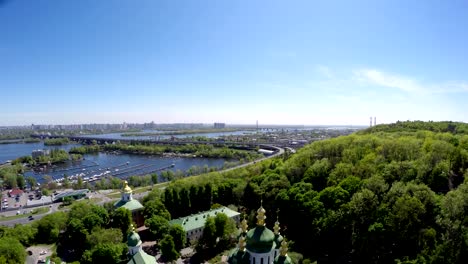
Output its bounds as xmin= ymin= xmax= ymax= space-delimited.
xmin=0 ymin=203 xmax=61 ymax=227
xmin=220 ymin=145 xmax=284 ymax=173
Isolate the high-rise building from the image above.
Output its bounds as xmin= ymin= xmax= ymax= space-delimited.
xmin=214 ymin=122 xmax=226 ymax=129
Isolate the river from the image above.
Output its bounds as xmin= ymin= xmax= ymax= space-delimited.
xmin=77 ymin=130 xmax=254 ymax=140
xmin=0 ymin=141 xmax=229 ymax=183
xmin=0 ymin=142 xmax=79 ymax=163
xmin=24 ymin=152 xmax=226 ymax=183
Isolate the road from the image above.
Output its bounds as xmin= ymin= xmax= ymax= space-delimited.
xmin=220 ymin=145 xmax=284 ymax=173
xmin=0 ymin=203 xmax=61 ymax=227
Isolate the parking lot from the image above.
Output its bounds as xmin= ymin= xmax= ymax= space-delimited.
xmin=1 ymin=189 xmax=47 ymax=214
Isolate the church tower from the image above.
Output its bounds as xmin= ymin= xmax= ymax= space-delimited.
xmin=127 ymin=225 xmax=158 ymax=264
xmin=228 ymin=204 xmax=283 ymax=264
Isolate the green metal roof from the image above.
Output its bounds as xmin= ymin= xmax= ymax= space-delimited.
xmin=53 ymin=189 xmax=88 ymax=202
xmin=127 ymin=250 xmax=157 ymax=264
xmin=128 ymin=231 xmax=141 ymax=247
xmin=227 ymin=248 xmax=251 ymax=264
xmin=274 ymin=234 xmax=284 ymax=249
xmin=245 ymin=226 xmax=276 ymax=253
xmin=114 ymin=199 xmax=144 ymax=211
xmin=169 ymin=207 xmax=240 ymax=232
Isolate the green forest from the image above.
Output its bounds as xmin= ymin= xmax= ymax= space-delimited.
xmin=2 ymin=121 xmax=468 ymax=263
xmin=159 ymin=121 xmax=468 ymax=263
xmin=44 ymin=138 xmax=71 ymax=146
xmin=69 ymin=143 xmax=262 ymax=160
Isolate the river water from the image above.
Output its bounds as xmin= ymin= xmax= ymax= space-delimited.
xmin=0 ymin=130 xmax=261 ymax=183
xmin=77 ymin=130 xmax=254 ymax=140
xmin=0 ymin=141 xmax=228 ymax=183
xmin=0 ymin=142 xmax=80 ymax=163
xmin=23 ymin=152 xmax=226 ymax=183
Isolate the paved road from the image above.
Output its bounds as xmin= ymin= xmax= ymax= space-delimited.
xmin=0 ymin=203 xmax=60 ymax=227
xmin=220 ymin=145 xmax=284 ymax=173
xmin=26 ymin=245 xmax=53 ymax=264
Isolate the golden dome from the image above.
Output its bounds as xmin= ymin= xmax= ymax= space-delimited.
xmin=274 ymin=220 xmax=280 ymax=235
xmin=122 ymin=180 xmax=132 ymax=194
xmin=256 ymin=206 xmax=266 ymax=226
xmin=239 ymin=235 xmax=246 ymax=251
xmin=280 ymin=239 xmax=289 ymax=256
xmin=241 ymin=218 xmax=249 ymax=233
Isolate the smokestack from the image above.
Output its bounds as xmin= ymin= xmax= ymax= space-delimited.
xmin=370 ymin=117 xmax=373 ymax=127
xmin=374 ymin=117 xmax=376 ymax=126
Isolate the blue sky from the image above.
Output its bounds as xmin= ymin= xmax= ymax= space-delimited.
xmin=1 ymin=0 xmax=468 ymax=126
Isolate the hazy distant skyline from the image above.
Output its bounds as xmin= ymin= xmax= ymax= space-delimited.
xmin=2 ymin=0 xmax=468 ymax=126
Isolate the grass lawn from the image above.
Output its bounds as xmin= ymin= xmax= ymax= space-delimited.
xmin=59 ymin=197 xmax=104 ymax=209
xmin=105 ymin=182 xmax=169 ymax=199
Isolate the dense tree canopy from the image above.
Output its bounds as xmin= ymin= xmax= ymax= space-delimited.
xmin=160 ymin=234 xmax=180 ymax=263
xmin=161 ymin=121 xmax=468 ymax=263
xmin=2 ymin=121 xmax=468 ymax=264
xmin=0 ymin=237 xmax=27 ymax=264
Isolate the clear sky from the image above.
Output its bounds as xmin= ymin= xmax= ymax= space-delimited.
xmin=1 ymin=0 xmax=468 ymax=126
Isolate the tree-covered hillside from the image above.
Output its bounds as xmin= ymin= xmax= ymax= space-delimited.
xmin=360 ymin=120 xmax=468 ymax=134
xmin=163 ymin=121 xmax=468 ymax=263
xmin=3 ymin=121 xmax=467 ymax=263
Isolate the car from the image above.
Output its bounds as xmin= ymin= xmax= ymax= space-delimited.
xmin=37 ymin=259 xmax=46 ymax=263
xmin=39 ymin=250 xmax=47 ymax=255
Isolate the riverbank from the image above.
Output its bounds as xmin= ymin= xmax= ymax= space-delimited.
xmin=0 ymin=138 xmax=41 ymax=144
xmin=70 ymin=143 xmax=262 ymax=160
xmin=121 ymin=128 xmax=254 ymax=137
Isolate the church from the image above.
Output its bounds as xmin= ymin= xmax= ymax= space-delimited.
xmin=114 ymin=180 xmax=145 ymax=227
xmin=127 ymin=225 xmax=158 ymax=264
xmin=228 ymin=205 xmax=292 ymax=264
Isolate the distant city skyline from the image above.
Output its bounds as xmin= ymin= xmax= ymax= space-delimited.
xmin=2 ymin=0 xmax=468 ymax=126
